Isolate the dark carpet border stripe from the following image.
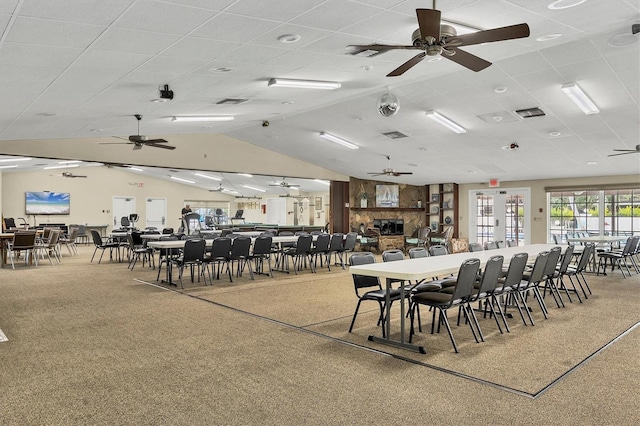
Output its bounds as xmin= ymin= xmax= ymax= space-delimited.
xmin=133 ymin=279 xmax=636 ymax=399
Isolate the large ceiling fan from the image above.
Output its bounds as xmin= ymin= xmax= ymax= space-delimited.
xmin=608 ymin=145 xmax=640 ymax=157
xmin=270 ymin=177 xmax=300 ymax=188
xmin=368 ymin=156 xmax=413 ymax=177
xmin=101 ymin=114 xmax=176 ymax=150
xmin=50 ymin=172 xmax=87 ymax=178
xmin=349 ymin=1 xmax=530 ymax=76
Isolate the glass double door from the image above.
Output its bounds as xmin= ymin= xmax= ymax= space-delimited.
xmin=469 ymin=188 xmax=530 ymax=246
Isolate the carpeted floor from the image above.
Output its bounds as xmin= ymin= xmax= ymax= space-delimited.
xmin=0 ymin=246 xmax=639 ymax=425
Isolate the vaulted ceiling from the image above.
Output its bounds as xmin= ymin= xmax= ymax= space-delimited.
xmin=0 ymin=0 xmax=638 ymax=195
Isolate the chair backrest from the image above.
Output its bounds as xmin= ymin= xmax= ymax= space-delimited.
xmin=121 ymin=216 xmax=130 ymax=227
xmin=230 ymin=236 xmax=251 ymax=259
xmin=252 ymin=236 xmax=273 ymax=256
xmin=543 ymin=246 xmax=563 ymax=277
xmin=183 ymin=212 xmax=201 ymax=235
xmin=90 ymin=230 xmax=103 ymax=246
xmin=496 ymin=241 xmax=506 ymax=248
xmin=12 ymin=231 xmax=37 ymax=249
xmin=215 ymin=208 xmax=223 ymax=216
xmin=342 ymin=233 xmax=358 ymax=251
xmin=221 ymin=229 xmax=234 ymax=237
xmin=477 ymin=255 xmax=504 ymax=295
xmin=468 ymin=242 xmax=484 ymax=252
xmin=526 ymin=251 xmax=550 ymax=287
xmin=4 ymin=217 xmax=16 ymax=229
xmin=204 ymin=216 xmax=214 ymax=226
xmin=484 ymin=241 xmax=498 ymax=250
xmin=328 ymin=233 xmax=344 ymax=251
xmin=575 ymin=243 xmax=594 ymax=272
xmin=162 ymin=228 xmax=174 ymax=234
xmin=211 ymin=237 xmax=232 ymax=259
xmin=507 ymin=240 xmax=518 ymax=247
xmin=557 ymin=245 xmax=575 ymax=274
xmin=183 ymin=239 xmax=206 ymax=262
xmin=349 ymin=252 xmax=381 ymax=294
xmin=67 ymin=226 xmax=79 ymax=241
xmin=47 ymin=229 xmax=61 ymax=246
xmin=418 ymin=226 xmax=431 ymax=240
xmin=313 ymin=233 xmax=330 ymax=251
xmin=382 ymin=249 xmax=404 ymax=262
xmin=131 ymin=231 xmax=144 ymax=246
xmin=503 ymin=252 xmax=529 ymax=289
xmin=450 ymin=258 xmax=481 ymax=301
xmin=294 ymin=234 xmax=313 ymax=254
xmin=429 ymin=245 xmax=448 ymax=256
xmin=278 ymin=231 xmax=294 ymax=236
xmin=408 ymin=247 xmax=428 ymax=259
xmin=621 ymin=236 xmax=637 ymax=255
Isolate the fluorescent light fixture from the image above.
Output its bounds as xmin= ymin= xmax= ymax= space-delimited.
xmin=170 ymin=176 xmax=195 ymax=184
xmin=314 ymin=179 xmax=330 ymax=185
xmin=58 ymin=160 xmax=81 ymax=164
xmin=222 ymin=189 xmax=239 ymax=194
xmin=0 ymin=157 xmax=31 ymax=162
xmin=318 ymin=132 xmax=359 ymax=149
xmin=237 ymin=173 xmax=253 ymax=178
xmin=0 ymin=165 xmax=18 ymax=169
xmin=561 ymin=82 xmax=599 ymax=115
xmin=268 ymin=78 xmax=341 ymax=90
xmin=172 ymin=115 xmax=234 ymax=122
xmin=194 ymin=172 xmax=222 ymax=181
xmin=129 ymin=167 xmax=144 ymax=172
xmin=425 ymin=111 xmax=467 ymax=134
xmin=43 ymin=164 xmax=79 ymax=170
xmin=243 ymin=185 xmax=266 ymax=193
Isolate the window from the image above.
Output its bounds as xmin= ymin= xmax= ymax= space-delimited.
xmin=548 ymin=189 xmax=640 ymax=241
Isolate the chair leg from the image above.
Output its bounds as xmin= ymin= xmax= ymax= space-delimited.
xmin=349 ymin=300 xmax=363 ymax=333
xmin=439 ymin=309 xmax=459 ymax=353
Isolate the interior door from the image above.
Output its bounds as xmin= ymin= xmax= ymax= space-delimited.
xmin=113 ymin=196 xmax=136 ymax=228
xmin=146 ymin=197 xmax=166 ymax=230
xmin=469 ymin=188 xmax=530 ymax=246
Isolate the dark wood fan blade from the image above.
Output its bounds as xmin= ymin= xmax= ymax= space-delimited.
xmin=442 ymin=47 xmax=491 ymax=72
xmin=611 ymin=149 xmax=635 ymax=152
xmin=387 ymin=52 xmax=427 ymax=77
xmin=349 ymin=44 xmax=420 ymax=57
xmin=392 ymin=172 xmax=413 ymax=176
xmin=145 ymin=142 xmax=176 ymax=150
xmin=608 ymin=152 xmax=636 ymax=157
xmin=99 ymin=142 xmax=131 ymax=145
xmin=416 ymin=9 xmax=441 ymax=40
xmin=444 ymin=23 xmax=530 ymax=47
xmin=367 ymin=173 xmax=384 ymax=176
xmin=144 ymin=139 xmax=168 ymax=144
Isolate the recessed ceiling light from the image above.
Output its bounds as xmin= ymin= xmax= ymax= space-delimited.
xmin=90 ymin=128 xmax=103 ymax=132
xmin=428 ymin=57 xmax=442 ymax=62
xmin=467 ymin=170 xmax=477 ymax=174
xmin=536 ymin=33 xmax=563 ymax=42
xmin=547 ymin=0 xmax=587 ymax=10
xmin=361 ymin=65 xmax=373 ymax=71
xmin=493 ymin=86 xmax=508 ymax=94
xmin=408 ymin=163 xmax=418 ymax=167
xmin=608 ymin=33 xmax=638 ymax=47
xmin=151 ymin=98 xmax=168 ymax=103
xmin=549 ymin=131 xmax=562 ymax=137
xmin=278 ymin=34 xmax=301 ymax=43
xmin=209 ymin=66 xmax=234 ymax=73
xmin=586 ymin=161 xmax=597 ymax=165
xmin=493 ymin=115 xmax=503 ymax=122
xmin=418 ymin=147 xmax=429 ymax=151
xmin=282 ymin=100 xmax=295 ymax=105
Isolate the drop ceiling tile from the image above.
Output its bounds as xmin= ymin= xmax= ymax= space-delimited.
xmin=291 ymin=0 xmax=380 ymax=32
xmin=17 ymin=0 xmax=133 ymax=25
xmin=513 ymin=68 xmax=564 ymax=91
xmin=249 ymin=24 xmax=332 ymax=50
xmin=72 ymin=49 xmax=152 ymax=71
xmin=218 ymin=45 xmax=289 ymax=65
xmin=541 ymin=39 xmax=603 ymax=68
xmin=341 ymin=11 xmax=414 ymax=39
xmin=0 ymin=0 xmax=18 ymax=13
xmin=114 ymin=0 xmax=217 ymax=35
xmin=497 ymin=51 xmax=551 ymax=76
xmin=0 ymin=14 xmax=10 ymax=34
xmin=191 ymin=13 xmax=281 ymax=43
xmin=137 ymin=55 xmax=209 ymax=77
xmin=0 ymin=42 xmax=83 ymax=67
xmin=91 ymin=27 xmax=180 ymax=55
xmin=160 ymin=0 xmax=235 ymax=11
xmin=0 ymin=78 xmax=52 ymax=94
xmin=556 ymin=58 xmax=615 ymax=82
xmin=0 ymin=63 xmax=65 ymax=82
xmin=6 ymin=16 xmax=104 ymax=48
xmin=605 ymin=50 xmax=640 ymax=74
xmin=161 ymin=37 xmax=239 ymax=60
xmin=226 ymin=0 xmax=324 ymax=21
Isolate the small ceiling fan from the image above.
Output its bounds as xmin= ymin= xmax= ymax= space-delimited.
xmin=368 ymin=156 xmax=413 ymax=177
xmin=101 ymin=114 xmax=176 ymax=150
xmin=608 ymin=145 xmax=640 ymax=157
xmin=348 ymin=1 xmax=529 ymax=76
xmin=209 ymin=184 xmax=226 ymax=192
xmin=270 ymin=177 xmax=300 ymax=188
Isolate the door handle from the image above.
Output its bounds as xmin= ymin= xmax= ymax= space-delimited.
xmin=162 ymin=216 xmax=165 ymax=225
xmin=495 ymin=219 xmax=499 ymax=226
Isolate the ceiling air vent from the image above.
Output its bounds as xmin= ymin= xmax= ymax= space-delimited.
xmin=382 ymin=131 xmax=408 ymax=139
xmin=216 ymin=98 xmax=248 ymax=105
xmin=515 ymin=107 xmax=545 ymax=118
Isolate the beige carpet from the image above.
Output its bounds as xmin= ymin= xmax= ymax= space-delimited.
xmin=1 ymin=246 xmax=639 ymax=425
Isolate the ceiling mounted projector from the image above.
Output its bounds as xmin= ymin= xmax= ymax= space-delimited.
xmin=160 ymin=84 xmax=174 ymax=100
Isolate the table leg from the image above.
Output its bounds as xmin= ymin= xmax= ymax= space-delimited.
xmin=368 ymin=278 xmax=426 ymax=354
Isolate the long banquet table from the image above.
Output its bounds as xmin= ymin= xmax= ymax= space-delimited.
xmin=348 ymin=244 xmax=559 ymax=354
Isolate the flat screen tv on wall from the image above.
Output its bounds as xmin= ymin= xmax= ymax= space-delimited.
xmin=25 ymin=191 xmax=70 ymax=215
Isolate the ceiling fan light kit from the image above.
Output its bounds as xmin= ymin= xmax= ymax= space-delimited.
xmin=267 ymin=78 xmax=341 ymax=90
xmin=561 ymin=82 xmax=599 ymax=115
xmin=425 ymin=111 xmax=466 ymax=133
xmin=159 ymin=84 xmax=174 ymax=100
xmin=318 ymin=132 xmax=359 ymax=149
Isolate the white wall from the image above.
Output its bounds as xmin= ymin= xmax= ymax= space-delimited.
xmin=1 ymin=166 xmax=236 ymax=231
